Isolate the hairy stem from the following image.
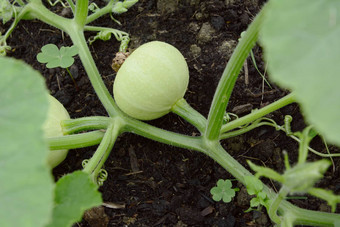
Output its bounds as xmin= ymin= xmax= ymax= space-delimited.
xmin=74 ymin=0 xmax=88 ymax=27
xmin=205 ymin=7 xmax=266 ymax=141
xmin=171 ymin=98 xmax=206 ymax=133
xmin=85 ymin=0 xmax=115 ymax=24
xmin=62 ymin=116 xmax=110 ymax=134
xmin=83 ymin=120 xmax=122 ymax=184
xmin=48 ymin=130 xmax=105 ymax=150
xmin=67 ymin=28 xmax=119 ymax=116
xmin=268 ymin=186 xmax=290 ymax=224
xmin=220 ymin=93 xmax=296 ymax=133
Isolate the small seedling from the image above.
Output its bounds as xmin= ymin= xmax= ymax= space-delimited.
xmin=37 ymin=44 xmax=77 ymax=68
xmin=37 ymin=44 xmax=78 ymax=89
xmin=210 ymin=179 xmax=239 ymax=203
xmin=244 ymin=176 xmax=270 ymax=212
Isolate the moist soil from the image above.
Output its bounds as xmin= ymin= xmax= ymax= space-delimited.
xmin=4 ymin=0 xmax=340 ymax=226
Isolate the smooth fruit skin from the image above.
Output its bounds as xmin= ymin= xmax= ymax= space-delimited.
xmin=43 ymin=95 xmax=70 ymax=168
xmin=113 ymin=41 xmax=189 ymax=120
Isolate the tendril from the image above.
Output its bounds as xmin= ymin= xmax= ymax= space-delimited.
xmin=82 ymin=159 xmax=89 ymax=168
xmin=97 ymin=169 xmax=108 ymax=186
xmin=88 ymin=28 xmax=130 ymax=52
xmin=47 ymin=0 xmax=68 ymax=8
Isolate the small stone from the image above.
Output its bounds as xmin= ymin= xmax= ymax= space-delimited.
xmin=211 ymin=16 xmax=225 ymax=31
xmin=253 ymin=211 xmax=269 ymax=226
xmin=189 ymin=44 xmax=201 ymax=58
xmin=69 ymin=64 xmax=79 ymax=79
xmin=218 ymin=40 xmax=237 ymax=56
xmin=195 ymin=12 xmax=204 ymax=20
xmin=240 ymin=12 xmax=249 ymax=25
xmin=231 ymin=103 xmax=253 ymax=115
xmin=157 ymin=0 xmax=178 ymax=14
xmin=236 ymin=186 xmax=252 ymax=207
xmin=197 ymin=23 xmax=215 ymax=43
xmin=188 ymin=22 xmax=200 ymax=33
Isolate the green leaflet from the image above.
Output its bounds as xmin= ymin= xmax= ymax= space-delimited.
xmin=37 ymin=44 xmax=78 ymax=69
xmin=260 ymin=0 xmax=340 ymax=146
xmin=46 ymin=171 xmax=102 ymax=227
xmin=210 ymin=179 xmax=237 ymax=203
xmin=0 ymin=0 xmax=13 ymax=24
xmin=0 ymin=57 xmax=54 ymax=227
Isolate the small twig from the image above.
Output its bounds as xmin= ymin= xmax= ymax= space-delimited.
xmin=244 ymin=58 xmax=249 ymax=86
xmin=56 ymin=74 xmax=61 ymax=90
xmin=102 ymin=202 xmax=125 ymax=209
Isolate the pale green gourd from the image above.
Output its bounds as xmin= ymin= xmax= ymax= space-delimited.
xmin=43 ymin=95 xmax=70 ymax=168
xmin=113 ymin=41 xmax=189 ymax=120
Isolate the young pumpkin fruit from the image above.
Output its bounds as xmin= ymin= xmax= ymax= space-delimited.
xmin=113 ymin=41 xmax=189 ymax=120
xmin=43 ymin=95 xmax=70 ymax=168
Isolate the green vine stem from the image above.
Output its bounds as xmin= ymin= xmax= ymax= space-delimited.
xmin=67 ymin=28 xmax=119 ymax=116
xmin=171 ymin=98 xmax=207 ymax=133
xmin=48 ymin=130 xmax=105 ymax=150
xmin=298 ymin=126 xmax=314 ymax=165
xmin=83 ymin=120 xmax=122 ymax=184
xmin=268 ymin=186 xmax=290 ymax=225
xmin=65 ymin=0 xmax=75 ymax=13
xmin=25 ymin=1 xmax=70 ymax=31
xmin=62 ymin=116 xmax=110 ymax=134
xmin=84 ymin=25 xmax=129 ymax=39
xmin=124 ymin=117 xmax=204 ymax=152
xmin=220 ymin=92 xmax=296 ymax=133
xmin=74 ymin=0 xmax=88 ymax=27
xmin=85 ymin=0 xmax=115 ymax=25
xmin=219 ymin=118 xmax=267 ymax=139
xmin=204 ymin=7 xmax=265 ymax=141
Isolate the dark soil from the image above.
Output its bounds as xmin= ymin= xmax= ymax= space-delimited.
xmin=4 ymin=0 xmax=340 ymax=226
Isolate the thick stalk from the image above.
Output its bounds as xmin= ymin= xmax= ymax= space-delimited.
xmin=24 ymin=1 xmax=71 ymax=31
xmin=85 ymin=0 xmax=115 ymax=24
xmin=48 ymin=130 xmax=105 ymax=150
xmin=219 ymin=119 xmax=269 ymax=140
xmin=124 ymin=117 xmax=204 ymax=152
xmin=66 ymin=0 xmax=75 ymax=13
xmin=220 ymin=93 xmax=296 ymax=133
xmin=62 ymin=116 xmax=110 ymax=134
xmin=83 ymin=121 xmax=121 ymax=183
xmin=171 ymin=98 xmax=207 ymax=133
xmin=269 ymin=186 xmax=290 ymax=224
xmin=67 ymin=28 xmax=118 ymax=116
xmin=74 ymin=0 xmax=88 ymax=27
xmin=205 ymin=7 xmax=266 ymax=141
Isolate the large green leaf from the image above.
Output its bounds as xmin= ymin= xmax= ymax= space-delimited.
xmin=47 ymin=171 xmax=102 ymax=227
xmin=0 ymin=57 xmax=54 ymax=226
xmin=260 ymin=0 xmax=340 ymax=146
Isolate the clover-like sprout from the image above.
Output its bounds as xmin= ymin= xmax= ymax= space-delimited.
xmin=210 ymin=179 xmax=237 ymax=203
xmin=37 ymin=44 xmax=78 ymax=68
